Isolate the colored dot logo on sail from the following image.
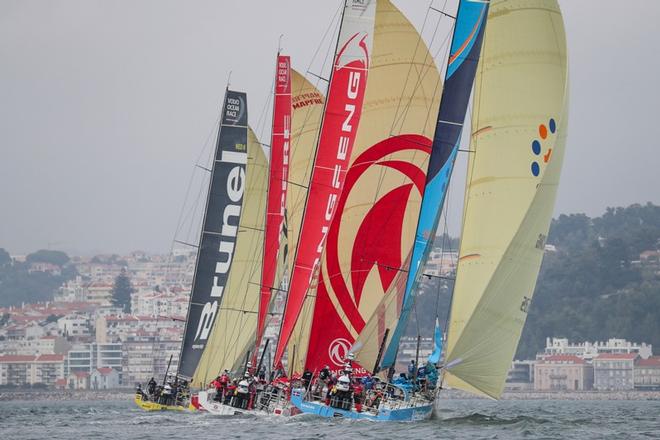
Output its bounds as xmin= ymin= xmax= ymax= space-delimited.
xmin=531 ymin=118 xmax=556 ymax=177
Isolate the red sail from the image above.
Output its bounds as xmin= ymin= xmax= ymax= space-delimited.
xmin=303 ymin=135 xmax=431 ymax=373
xmin=273 ymin=22 xmax=375 ymax=368
xmin=255 ymin=55 xmax=292 ymax=361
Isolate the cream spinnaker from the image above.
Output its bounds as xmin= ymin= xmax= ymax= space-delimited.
xmin=443 ymin=0 xmax=569 ymax=399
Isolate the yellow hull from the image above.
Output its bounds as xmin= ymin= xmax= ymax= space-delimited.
xmin=134 ymin=394 xmax=192 ymax=411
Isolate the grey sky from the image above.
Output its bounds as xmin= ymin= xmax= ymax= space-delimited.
xmin=1 ymin=1 xmax=659 ymax=255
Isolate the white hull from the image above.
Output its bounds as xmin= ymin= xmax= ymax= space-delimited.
xmin=197 ymin=390 xmax=296 ymax=417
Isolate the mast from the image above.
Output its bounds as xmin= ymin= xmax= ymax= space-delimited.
xmin=273 ymin=0 xmax=377 ymax=370
xmin=177 ymin=88 xmax=249 ymax=381
xmin=253 ymin=52 xmax=292 ymax=365
xmin=379 ymin=0 xmax=490 ymax=370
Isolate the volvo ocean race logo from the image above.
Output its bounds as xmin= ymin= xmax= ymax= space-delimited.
xmin=328 ymin=338 xmax=351 ymax=367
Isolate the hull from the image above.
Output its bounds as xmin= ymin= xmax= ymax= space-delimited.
xmin=134 ymin=394 xmax=190 ymax=412
xmin=197 ymin=390 xmax=297 ymax=417
xmin=289 ymin=390 xmax=433 ymax=422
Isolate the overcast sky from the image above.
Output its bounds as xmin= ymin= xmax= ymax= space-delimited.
xmin=1 ymin=1 xmax=659 ymax=255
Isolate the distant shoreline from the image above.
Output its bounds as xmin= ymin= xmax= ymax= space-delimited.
xmin=443 ymin=389 xmax=660 ymax=401
xmin=1 ymin=389 xmax=659 ymax=402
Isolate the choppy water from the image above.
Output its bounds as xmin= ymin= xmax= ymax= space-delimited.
xmin=0 ymin=399 xmax=658 ymax=439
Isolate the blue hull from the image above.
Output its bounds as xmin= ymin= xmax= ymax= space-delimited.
xmin=290 ymin=391 xmax=433 ymax=422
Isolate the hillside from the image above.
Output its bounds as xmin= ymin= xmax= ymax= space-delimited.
xmin=0 ymin=249 xmax=77 ymax=307
xmin=406 ymin=203 xmax=660 ymax=359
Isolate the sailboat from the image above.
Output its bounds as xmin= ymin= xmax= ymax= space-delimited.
xmin=291 ymin=0 xmax=568 ymax=421
xmin=194 ymin=54 xmax=329 ymax=417
xmin=135 ymin=88 xmax=270 ymax=412
xmin=289 ymin=0 xmax=488 ymax=421
xmin=196 ymin=54 xmax=297 ymax=416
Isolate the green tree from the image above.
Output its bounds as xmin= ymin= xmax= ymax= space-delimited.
xmin=26 ymin=249 xmax=70 ymax=267
xmin=111 ymin=270 xmax=134 ymax=312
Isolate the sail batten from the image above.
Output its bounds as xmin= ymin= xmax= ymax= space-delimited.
xmin=444 ymin=0 xmax=569 ymax=399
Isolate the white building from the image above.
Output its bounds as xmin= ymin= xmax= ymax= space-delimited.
xmin=542 ymin=337 xmax=652 ymax=361
xmin=0 ymin=354 xmax=65 ymax=386
xmin=90 ymin=367 xmax=120 ymax=389
xmin=65 ymin=342 xmax=123 ymax=379
xmin=55 ymin=276 xmax=85 ymax=302
xmin=58 ymin=314 xmax=91 ymax=337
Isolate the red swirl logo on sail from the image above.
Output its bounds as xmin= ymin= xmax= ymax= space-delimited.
xmin=303 ymin=135 xmax=431 ymax=371
xmin=328 ymin=338 xmax=351 ymax=367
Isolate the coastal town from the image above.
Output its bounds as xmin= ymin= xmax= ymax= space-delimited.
xmin=0 ymin=248 xmax=658 ymax=395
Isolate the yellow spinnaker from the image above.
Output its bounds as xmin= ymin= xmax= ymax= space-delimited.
xmin=444 ymin=0 xmax=569 ymax=399
xmin=192 ymin=127 xmax=268 ymax=387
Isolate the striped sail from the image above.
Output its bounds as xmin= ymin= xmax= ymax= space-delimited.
xmin=303 ymin=0 xmax=441 ymax=373
xmin=380 ymin=0 xmax=489 ymax=369
xmin=273 ymin=0 xmax=377 ymax=368
xmin=191 ymin=126 xmax=269 ymax=387
xmin=443 ymin=0 xmax=569 ymax=399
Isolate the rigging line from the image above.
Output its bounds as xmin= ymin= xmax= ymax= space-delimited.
xmin=352 ymin=1 xmax=453 ymax=303
xmin=388 ymin=0 xmax=435 ymax=137
xmin=275 ymin=2 xmax=346 ymax=362
xmin=389 ymin=0 xmax=451 ymax=136
xmin=153 ymin=95 xmax=223 ymax=370
xmin=282 ymin=3 xmax=341 ymax=260
xmin=349 ymin=2 xmax=449 ymax=298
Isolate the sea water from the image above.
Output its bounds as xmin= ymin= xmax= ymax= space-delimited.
xmin=0 ymin=398 xmax=658 ymax=439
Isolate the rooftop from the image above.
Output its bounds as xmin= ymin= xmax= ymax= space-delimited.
xmin=637 ymin=356 xmax=660 ymax=367
xmin=595 ymin=353 xmax=638 ymax=360
xmin=540 ymin=355 xmax=586 ymax=364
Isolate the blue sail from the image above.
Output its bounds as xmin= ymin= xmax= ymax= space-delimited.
xmin=428 ymin=318 xmax=443 ymax=364
xmin=381 ymin=0 xmax=489 ymax=369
